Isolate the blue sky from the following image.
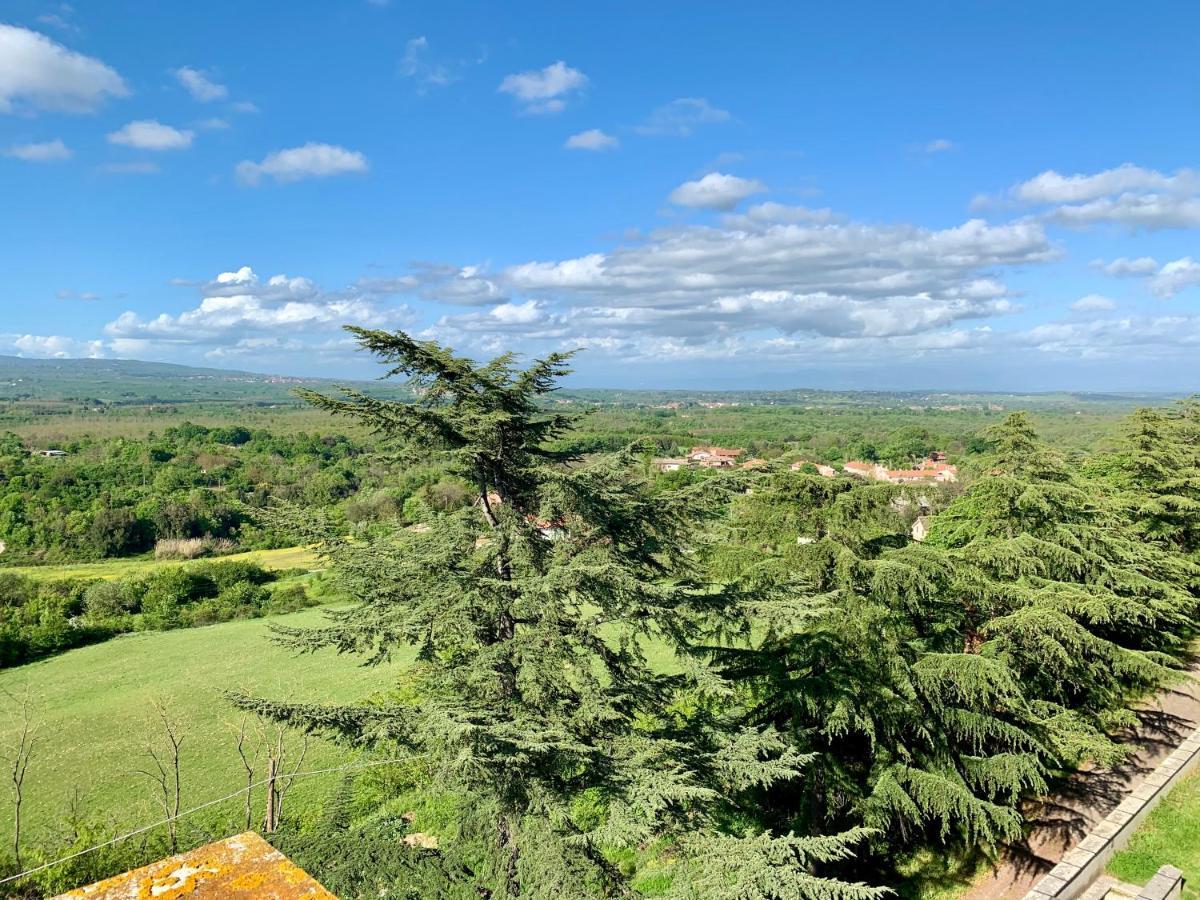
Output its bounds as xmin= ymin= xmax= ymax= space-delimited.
xmin=2 ymin=1 xmax=1199 ymax=390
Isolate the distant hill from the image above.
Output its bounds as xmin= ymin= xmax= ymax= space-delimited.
xmin=0 ymin=355 xmax=405 ymax=405
xmin=0 ymin=354 xmax=1181 ymax=410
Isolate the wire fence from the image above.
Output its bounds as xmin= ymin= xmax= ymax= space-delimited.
xmin=0 ymin=753 xmax=429 ymax=887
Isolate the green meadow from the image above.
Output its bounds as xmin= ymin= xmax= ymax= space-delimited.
xmin=0 ymin=606 xmax=406 ymax=848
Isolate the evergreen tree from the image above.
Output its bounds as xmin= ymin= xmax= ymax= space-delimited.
xmin=236 ymin=328 xmax=881 ymax=899
xmin=1092 ymin=405 xmax=1200 ymax=556
xmin=925 ymin=413 xmax=1197 ymax=722
xmin=707 ymin=472 xmax=1061 ymax=858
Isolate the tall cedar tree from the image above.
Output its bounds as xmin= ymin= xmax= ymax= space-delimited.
xmin=1090 ymin=404 xmax=1200 ymax=557
xmin=704 ymin=473 xmax=1100 ymax=861
xmin=925 ymin=413 xmax=1198 ymax=725
xmin=234 ymin=328 xmax=885 ymax=900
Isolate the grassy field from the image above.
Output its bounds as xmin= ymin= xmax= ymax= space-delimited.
xmin=1108 ymin=768 xmax=1200 ymax=898
xmin=2 ymin=546 xmax=319 ymax=582
xmin=0 ymin=606 xmax=408 ymax=851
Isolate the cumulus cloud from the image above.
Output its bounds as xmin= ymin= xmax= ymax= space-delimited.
xmin=668 ymin=172 xmax=765 ymax=210
xmin=0 ymin=24 xmax=127 ymax=113
xmin=1091 ymin=256 xmax=1158 ymax=277
xmin=565 ymin=129 xmax=618 ymax=151
xmin=635 ymin=97 xmax=730 ymax=137
xmin=171 ymin=66 xmax=227 ymax=102
xmin=498 ymin=61 xmax=587 ymax=114
xmin=1071 ymin=294 xmax=1117 ymax=312
xmin=4 ymin=138 xmax=71 ymax=162
xmin=420 ymin=208 xmax=1055 ymax=369
xmin=1 ymin=333 xmax=105 ymax=358
xmin=107 ymin=120 xmax=194 ymax=151
xmin=104 ymin=266 xmax=414 ymax=353
xmin=1149 ymin=257 xmax=1200 ymax=298
xmin=235 ymin=143 xmax=368 ymax=185
xmin=995 ymin=164 xmax=1200 ymax=230
xmin=1020 ymin=315 xmax=1200 ymax=359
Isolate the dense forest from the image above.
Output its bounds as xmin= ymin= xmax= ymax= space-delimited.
xmin=0 ymin=335 xmax=1197 ymax=898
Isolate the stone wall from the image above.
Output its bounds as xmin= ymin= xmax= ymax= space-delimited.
xmin=1022 ymin=725 xmax=1200 ymax=900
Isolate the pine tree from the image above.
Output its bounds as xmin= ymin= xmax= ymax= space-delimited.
xmin=704 ymin=467 xmax=1117 ymax=861
xmin=925 ymin=412 xmax=1197 ymax=722
xmin=1092 ymin=405 xmax=1200 ymax=555
xmin=235 ymin=328 xmax=880 ymax=899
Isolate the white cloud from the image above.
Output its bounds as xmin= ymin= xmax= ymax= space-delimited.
xmin=922 ymin=138 xmax=956 ymax=153
xmin=635 ymin=98 xmax=731 ymax=137
xmin=399 ymin=36 xmax=453 ymax=89
xmin=107 ymin=120 xmax=194 ymax=151
xmin=1149 ymin=257 xmax=1200 ymax=299
xmin=723 ymin=202 xmax=835 ymax=226
xmin=565 ymin=129 xmax=618 ymax=151
xmin=1013 ymin=164 xmax=1195 ymax=205
xmin=4 ymin=138 xmax=71 ymax=162
xmin=668 ymin=172 xmax=765 ymax=210
xmin=1091 ymin=256 xmax=1158 ymax=277
xmin=105 ymin=266 xmax=414 ymax=351
xmin=420 ymin=210 xmax=1054 ymax=368
xmin=171 ymin=66 xmax=228 ymax=102
xmin=1 ymin=333 xmax=105 ymax=358
xmin=235 ymin=143 xmax=369 ymax=185
xmin=996 ymin=164 xmax=1200 ymax=230
xmin=1020 ymin=315 xmax=1200 ymax=359
xmin=195 ymin=117 xmax=229 ymax=130
xmin=0 ymin=24 xmax=127 ymax=113
xmin=232 ymin=100 xmax=259 ymax=114
xmin=1071 ymin=294 xmax=1116 ymax=312
xmin=36 ymin=7 xmax=78 ymax=34
xmin=498 ymin=61 xmax=587 ymax=114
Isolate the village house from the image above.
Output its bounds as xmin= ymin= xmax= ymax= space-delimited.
xmin=911 ymin=516 xmax=931 ymax=542
xmin=654 ymin=458 xmax=688 ymax=472
xmin=688 ymin=446 xmax=743 ymax=468
xmin=842 ymin=454 xmax=958 ymax=484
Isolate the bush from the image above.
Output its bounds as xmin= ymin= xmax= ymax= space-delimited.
xmin=83 ymin=578 xmax=143 ymax=619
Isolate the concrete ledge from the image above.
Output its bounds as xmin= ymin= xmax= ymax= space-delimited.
xmin=1021 ymin=722 xmax=1200 ymax=900
xmin=1137 ymin=865 xmax=1183 ymax=900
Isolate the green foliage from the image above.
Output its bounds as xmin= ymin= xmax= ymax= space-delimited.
xmin=0 ymin=561 xmax=315 ymax=666
xmin=237 ymin=328 xmax=879 ymax=899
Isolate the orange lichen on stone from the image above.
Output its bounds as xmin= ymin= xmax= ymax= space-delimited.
xmin=53 ymin=831 xmax=336 ymax=899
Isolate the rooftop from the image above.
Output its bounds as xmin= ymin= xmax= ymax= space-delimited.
xmin=53 ymin=832 xmax=333 ymax=899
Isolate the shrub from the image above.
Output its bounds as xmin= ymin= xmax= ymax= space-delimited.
xmin=154 ymin=537 xmax=205 ymax=560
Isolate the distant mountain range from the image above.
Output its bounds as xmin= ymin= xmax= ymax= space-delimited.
xmin=0 ymin=355 xmax=397 ymax=405
xmin=0 ymin=354 xmax=1182 ymax=409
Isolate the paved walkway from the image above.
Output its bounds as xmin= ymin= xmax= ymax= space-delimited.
xmin=961 ymin=673 xmax=1200 ymax=900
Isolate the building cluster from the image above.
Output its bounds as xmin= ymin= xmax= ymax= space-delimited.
xmin=841 ymin=452 xmax=957 ymax=483
xmin=655 ymin=445 xmax=748 ymax=471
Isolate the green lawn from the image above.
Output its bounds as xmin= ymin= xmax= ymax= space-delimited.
xmin=2 ymin=545 xmax=319 ymax=581
xmin=0 ymin=605 xmax=407 ymax=850
xmin=1108 ymin=767 xmax=1200 ymax=899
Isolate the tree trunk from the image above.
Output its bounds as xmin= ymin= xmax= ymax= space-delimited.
xmin=497 ymin=813 xmax=520 ymax=897
xmin=264 ymin=756 xmax=278 ymax=833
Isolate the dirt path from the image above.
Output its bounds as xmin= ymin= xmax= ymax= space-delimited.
xmin=961 ymin=673 xmax=1200 ymax=900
